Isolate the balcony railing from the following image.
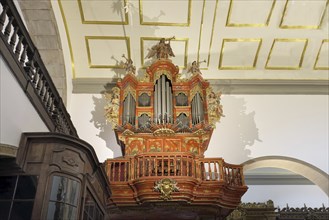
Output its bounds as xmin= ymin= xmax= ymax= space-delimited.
xmin=105 ymin=153 xmax=245 ymax=187
xmin=0 ymin=0 xmax=77 ymax=137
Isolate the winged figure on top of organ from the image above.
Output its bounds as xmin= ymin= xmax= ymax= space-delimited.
xmin=145 ymin=36 xmax=175 ymax=59
xmin=104 ymin=37 xmax=224 ymax=153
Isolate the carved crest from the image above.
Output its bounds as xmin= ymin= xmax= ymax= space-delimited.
xmin=154 ymin=178 xmax=180 ymax=200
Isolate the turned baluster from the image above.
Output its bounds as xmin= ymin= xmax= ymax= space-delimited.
xmin=19 ymin=44 xmax=27 ymax=65
xmin=25 ymin=59 xmax=35 ymax=81
xmin=4 ymin=16 xmax=13 ymax=40
xmin=214 ymin=161 xmax=218 ymax=180
xmin=43 ymin=89 xmax=50 ymax=107
xmin=46 ymin=95 xmax=53 ymax=111
xmin=15 ymin=35 xmax=23 ymax=58
xmin=9 ymin=26 xmax=18 ymax=48
xmin=36 ymin=75 xmax=44 ymax=94
xmin=32 ymin=68 xmax=40 ymax=88
xmin=0 ymin=5 xmax=8 ymax=31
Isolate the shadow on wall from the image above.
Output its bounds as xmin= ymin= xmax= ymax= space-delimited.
xmin=207 ymin=95 xmax=261 ymax=164
xmin=90 ymin=90 xmax=122 ymax=158
xmin=89 ymin=0 xmax=166 ymax=158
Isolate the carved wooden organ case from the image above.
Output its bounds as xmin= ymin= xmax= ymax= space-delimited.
xmin=104 ymin=56 xmax=247 ymax=217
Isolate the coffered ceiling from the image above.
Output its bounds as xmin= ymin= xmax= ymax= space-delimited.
xmin=54 ymin=0 xmax=329 ymax=93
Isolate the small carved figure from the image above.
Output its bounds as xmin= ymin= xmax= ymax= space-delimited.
xmin=122 ymin=54 xmax=136 ymax=74
xmin=145 ymin=36 xmax=175 ymax=59
xmin=207 ymin=90 xmax=224 ymax=126
xmin=104 ymin=87 xmax=120 ymax=128
xmin=187 ymin=60 xmax=206 ymax=75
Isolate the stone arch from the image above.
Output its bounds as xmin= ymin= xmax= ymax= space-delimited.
xmin=243 ymin=156 xmax=329 ymax=196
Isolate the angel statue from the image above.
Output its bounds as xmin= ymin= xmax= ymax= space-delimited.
xmin=122 ymin=54 xmax=136 ymax=74
xmin=207 ymin=90 xmax=224 ymax=127
xmin=145 ymin=36 xmax=175 ymax=59
xmin=187 ymin=60 xmax=206 ymax=75
xmin=104 ymin=87 xmax=120 ymax=128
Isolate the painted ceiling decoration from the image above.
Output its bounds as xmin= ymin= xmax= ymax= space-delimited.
xmin=54 ymin=0 xmax=329 ymax=93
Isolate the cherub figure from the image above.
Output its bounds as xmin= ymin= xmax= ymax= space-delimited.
xmin=104 ymin=87 xmax=120 ymax=128
xmin=122 ymin=54 xmax=136 ymax=74
xmin=145 ymin=36 xmax=175 ymax=59
xmin=187 ymin=60 xmax=206 ymax=75
xmin=207 ymin=90 xmax=224 ymax=123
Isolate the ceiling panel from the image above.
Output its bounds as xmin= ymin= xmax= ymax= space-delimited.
xmin=53 ymin=0 xmax=328 ymax=93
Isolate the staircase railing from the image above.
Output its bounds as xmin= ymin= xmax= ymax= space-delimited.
xmin=0 ymin=0 xmax=77 ymax=137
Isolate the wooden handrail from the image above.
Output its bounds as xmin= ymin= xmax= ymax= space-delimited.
xmin=105 ymin=155 xmax=245 ymax=187
xmin=0 ymin=0 xmax=77 ymax=137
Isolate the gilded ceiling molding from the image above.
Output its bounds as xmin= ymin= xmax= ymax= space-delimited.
xmin=85 ymin=36 xmax=131 ymax=69
xmin=72 ymin=78 xmax=329 ymax=95
xmin=314 ymin=39 xmax=329 ymax=70
xmin=77 ymin=0 xmax=129 ymax=25
xmin=279 ymin=0 xmax=329 ymax=29
xmin=139 ymin=0 xmax=191 ymax=26
xmin=218 ymin=38 xmax=263 ymax=70
xmin=226 ymin=0 xmax=276 ymax=27
xmin=265 ymin=38 xmax=308 ymax=70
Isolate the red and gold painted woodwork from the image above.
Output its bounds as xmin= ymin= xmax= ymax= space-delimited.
xmin=104 ymin=59 xmax=247 ymax=218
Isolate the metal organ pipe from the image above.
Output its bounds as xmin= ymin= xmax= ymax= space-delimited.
xmin=154 ymin=88 xmax=158 ymax=122
xmin=169 ymin=89 xmax=173 ymax=123
xmin=191 ymin=93 xmax=204 ymax=125
xmin=161 ymin=75 xmax=166 ymax=122
xmin=166 ymin=81 xmax=170 ymax=123
xmin=157 ymin=82 xmax=161 ymax=123
xmin=127 ymin=94 xmax=130 ymax=124
xmin=153 ymin=75 xmax=173 ymax=124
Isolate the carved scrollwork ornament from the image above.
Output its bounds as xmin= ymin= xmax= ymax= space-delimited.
xmin=154 ymin=178 xmax=180 ymax=200
xmin=104 ymin=87 xmax=120 ymax=128
xmin=206 ymin=87 xmax=224 ymax=127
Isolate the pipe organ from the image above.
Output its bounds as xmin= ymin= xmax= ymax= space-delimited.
xmin=104 ymin=39 xmax=247 ymax=219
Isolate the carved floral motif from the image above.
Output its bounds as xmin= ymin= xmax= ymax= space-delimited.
xmin=104 ymin=87 xmax=120 ymax=128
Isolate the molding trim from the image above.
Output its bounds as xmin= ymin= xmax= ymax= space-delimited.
xmin=0 ymin=143 xmax=17 ymax=158
xmin=245 ymin=174 xmax=314 ymax=185
xmin=73 ymin=78 xmax=329 ymax=95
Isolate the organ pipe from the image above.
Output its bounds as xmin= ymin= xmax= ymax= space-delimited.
xmin=123 ymin=93 xmax=136 ymax=125
xmin=157 ymin=82 xmax=161 ymax=123
xmin=191 ymin=93 xmax=204 ymax=125
xmin=161 ymin=75 xmax=166 ymax=122
xmin=154 ymin=88 xmax=158 ymax=122
xmin=153 ymin=74 xmax=173 ymax=124
xmin=166 ymin=81 xmax=170 ymax=122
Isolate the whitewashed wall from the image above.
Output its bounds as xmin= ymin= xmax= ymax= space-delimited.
xmin=69 ymin=92 xmax=329 ymax=207
xmin=0 ymin=55 xmax=49 ymax=147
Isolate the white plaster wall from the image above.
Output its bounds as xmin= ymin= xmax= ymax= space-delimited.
xmin=69 ymin=94 xmax=115 ymax=162
xmin=242 ymin=185 xmax=329 ymax=208
xmin=69 ymin=92 xmax=328 ymax=206
xmin=0 ymin=55 xmax=49 ymax=147
xmin=205 ymin=95 xmax=329 ymax=174
xmin=70 ymin=92 xmax=328 ymax=171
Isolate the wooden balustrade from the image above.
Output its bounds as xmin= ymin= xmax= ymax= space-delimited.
xmin=134 ymin=153 xmax=196 ymax=179
xmin=0 ymin=0 xmax=77 ymax=137
xmin=105 ymin=155 xmax=245 ymax=187
xmin=222 ymin=161 xmax=245 ymax=186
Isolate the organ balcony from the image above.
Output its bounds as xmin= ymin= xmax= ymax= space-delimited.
xmin=103 ymin=38 xmax=248 ymax=218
